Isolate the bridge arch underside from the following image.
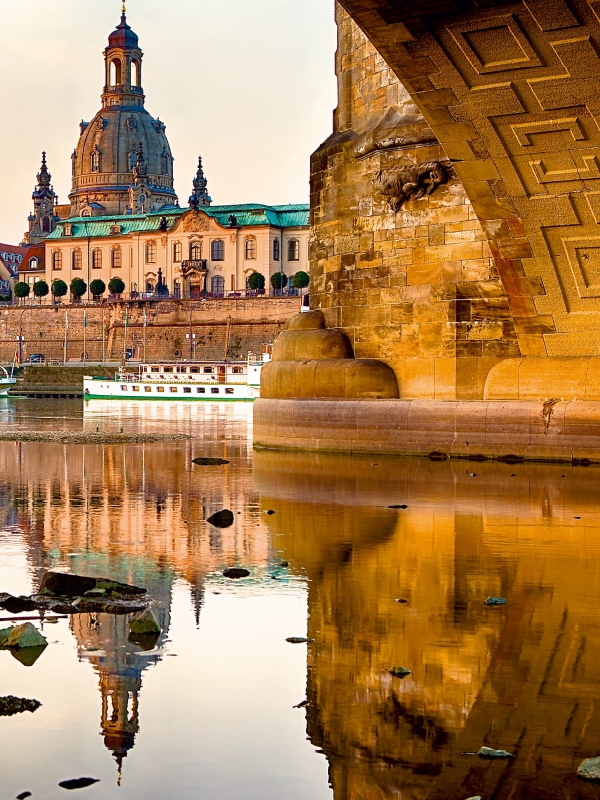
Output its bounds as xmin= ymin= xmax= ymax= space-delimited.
xmin=314 ymin=0 xmax=600 ymax=399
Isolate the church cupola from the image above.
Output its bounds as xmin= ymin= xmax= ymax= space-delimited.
xmin=189 ymin=157 xmax=212 ymax=208
xmin=23 ymin=152 xmax=59 ymax=244
xmin=102 ymin=5 xmax=145 ymax=109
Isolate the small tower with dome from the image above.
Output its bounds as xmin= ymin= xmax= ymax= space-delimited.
xmin=23 ymin=152 xmax=59 ymax=244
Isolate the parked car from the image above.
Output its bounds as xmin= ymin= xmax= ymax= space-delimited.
xmin=27 ymin=354 xmax=46 ymax=364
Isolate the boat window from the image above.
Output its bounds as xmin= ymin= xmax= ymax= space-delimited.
xmin=151 ymin=367 xmax=160 ymax=373
xmin=184 ymin=387 xmax=191 ymax=394
xmin=163 ymin=367 xmax=173 ymax=373
xmin=157 ymin=386 xmax=165 ymax=393
xmin=170 ymin=387 xmax=177 ymax=393
xmin=197 ymin=387 xmax=205 ymax=394
xmin=177 ymin=366 xmax=186 ymax=373
xmin=232 ymin=367 xmax=244 ymax=374
xmin=203 ymin=367 xmax=213 ymax=374
xmin=121 ymin=385 xmax=128 ymax=391
xmin=145 ymin=386 xmax=151 ymax=392
xmin=132 ymin=386 xmax=140 ymax=392
xmin=211 ymin=387 xmax=219 ymax=394
xmin=190 ymin=367 xmax=199 ymax=374
xmin=225 ymin=388 xmax=234 ymax=395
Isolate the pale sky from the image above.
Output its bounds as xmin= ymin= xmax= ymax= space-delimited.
xmin=0 ymin=0 xmax=337 ymax=243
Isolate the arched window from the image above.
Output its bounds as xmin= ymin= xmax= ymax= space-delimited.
xmin=190 ymin=241 xmax=202 ymax=261
xmin=146 ymin=279 xmax=155 ymax=293
xmin=161 ymin=151 xmax=170 ymax=175
xmin=173 ymin=280 xmax=181 ymax=298
xmin=42 ymin=217 xmax=51 ymax=233
xmin=52 ymin=251 xmax=62 ymax=271
xmin=92 ymin=249 xmax=102 ymax=269
xmin=145 ymin=242 xmax=156 ymax=264
xmin=129 ymin=150 xmax=137 ymax=170
xmin=110 ymin=58 xmax=122 ymax=86
xmin=211 ymin=276 xmax=225 ymax=296
xmin=273 ymin=239 xmax=280 ymax=261
xmin=173 ymin=242 xmax=182 ymax=262
xmin=131 ymin=59 xmax=139 ymax=87
xmin=211 ymin=240 xmax=224 ymax=261
xmin=91 ymin=147 xmax=101 ymax=173
xmin=288 ymin=239 xmax=300 ymax=261
xmin=72 ymin=249 xmax=82 ymax=270
xmin=245 ymin=238 xmax=256 ymax=260
xmin=111 ymin=247 xmax=122 ymax=268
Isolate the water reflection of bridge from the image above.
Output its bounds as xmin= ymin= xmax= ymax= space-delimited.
xmin=255 ymin=451 xmax=600 ymax=800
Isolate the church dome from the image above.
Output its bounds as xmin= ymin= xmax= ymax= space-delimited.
xmin=68 ymin=13 xmax=178 ymax=217
xmin=108 ymin=14 xmax=139 ymax=49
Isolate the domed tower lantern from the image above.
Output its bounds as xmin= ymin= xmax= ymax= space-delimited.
xmin=103 ymin=3 xmax=145 ymax=110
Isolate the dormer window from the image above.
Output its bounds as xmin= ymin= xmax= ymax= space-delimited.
xmin=29 ymin=258 xmax=39 ymax=270
xmin=63 ymin=224 xmax=73 ymax=237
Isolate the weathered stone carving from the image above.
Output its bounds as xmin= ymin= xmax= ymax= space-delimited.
xmin=373 ymin=162 xmax=447 ymax=212
xmin=353 ymin=106 xmax=436 ymax=158
xmin=182 ymin=211 xmax=210 ymax=232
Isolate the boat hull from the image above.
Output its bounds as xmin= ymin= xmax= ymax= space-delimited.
xmin=0 ymin=379 xmax=17 ymax=396
xmin=83 ymin=377 xmax=259 ymax=401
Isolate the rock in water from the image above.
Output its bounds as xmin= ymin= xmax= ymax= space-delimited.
xmin=17 ymin=792 xmax=32 ymax=799
xmin=286 ymin=637 xmax=314 ymax=644
xmin=58 ymin=778 xmax=100 ymax=790
xmin=389 ymin=666 xmax=412 ymax=678
xmin=128 ymin=608 xmax=161 ymax=635
xmin=40 ymin=573 xmax=96 ymax=597
xmin=577 ymin=757 xmax=600 ymax=781
xmin=3 ymin=596 xmax=38 ymax=614
xmin=485 ymin=596 xmax=508 ymax=606
xmin=39 ymin=572 xmax=146 ymax=598
xmin=5 ymin=623 xmax=48 ymax=650
xmin=0 ymin=696 xmax=41 ymax=716
xmin=0 ymin=627 xmax=11 ymax=646
xmin=10 ymin=646 xmax=47 ymax=668
xmin=478 ymin=747 xmax=513 ymax=758
xmin=207 ymin=510 xmax=235 ymax=528
xmin=193 ymin=457 xmax=230 ymax=466
xmin=223 ymin=568 xmax=250 ymax=579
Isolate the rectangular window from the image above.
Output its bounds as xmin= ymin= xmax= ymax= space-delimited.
xmin=177 ymin=366 xmax=186 ymax=373
xmin=190 ymin=367 xmax=199 ymax=374
xmin=203 ymin=367 xmax=214 ymax=374
xmin=121 ymin=385 xmax=128 ymax=391
xmin=225 ymin=387 xmax=234 ymax=395
xmin=197 ymin=387 xmax=205 ymax=394
xmin=157 ymin=386 xmax=165 ymax=393
xmin=132 ymin=385 xmax=140 ymax=392
xmin=145 ymin=386 xmax=152 ymax=393
xmin=232 ymin=367 xmax=244 ymax=374
xmin=211 ymin=387 xmax=219 ymax=394
xmin=183 ymin=387 xmax=191 ymax=394
xmin=163 ymin=367 xmax=173 ymax=373
xmin=170 ymin=387 xmax=178 ymax=393
xmin=151 ymin=367 xmax=160 ymax=373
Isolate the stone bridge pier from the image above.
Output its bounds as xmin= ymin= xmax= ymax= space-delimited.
xmin=254 ymin=0 xmax=600 ymax=461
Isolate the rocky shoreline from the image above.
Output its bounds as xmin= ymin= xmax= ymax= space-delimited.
xmin=0 ymin=431 xmax=192 ymax=444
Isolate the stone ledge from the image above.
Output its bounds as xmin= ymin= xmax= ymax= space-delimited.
xmin=253 ymin=398 xmax=600 ymax=463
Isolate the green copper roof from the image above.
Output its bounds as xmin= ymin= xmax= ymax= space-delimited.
xmin=46 ymin=203 xmax=309 ymax=241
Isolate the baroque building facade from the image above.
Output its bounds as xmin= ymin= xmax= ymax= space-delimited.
xmin=24 ymin=11 xmax=308 ymax=300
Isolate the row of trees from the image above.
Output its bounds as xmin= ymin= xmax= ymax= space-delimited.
xmin=13 ymin=278 xmax=126 ymax=302
xmin=247 ymin=270 xmax=309 ymax=293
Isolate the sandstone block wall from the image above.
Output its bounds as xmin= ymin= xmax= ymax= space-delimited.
xmin=0 ymin=297 xmax=299 ymax=364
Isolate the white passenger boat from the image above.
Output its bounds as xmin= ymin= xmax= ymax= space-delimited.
xmin=83 ymin=349 xmax=270 ymax=401
xmin=0 ymin=366 xmax=17 ymax=396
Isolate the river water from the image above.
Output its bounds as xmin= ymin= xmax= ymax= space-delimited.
xmin=1 ymin=399 xmax=600 ymax=799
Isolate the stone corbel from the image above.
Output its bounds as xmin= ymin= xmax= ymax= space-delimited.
xmin=373 ymin=162 xmax=449 ymax=212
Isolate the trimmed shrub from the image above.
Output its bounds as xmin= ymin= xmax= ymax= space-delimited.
xmin=33 ymin=280 xmax=49 ymax=299
xmin=108 ymin=277 xmax=125 ymax=295
xmin=247 ymin=271 xmax=265 ymax=292
xmin=70 ymin=278 xmax=87 ymax=299
xmin=270 ymin=272 xmax=288 ymax=291
xmin=14 ymin=282 xmax=30 ymax=299
xmin=292 ymin=271 xmax=309 ymax=290
xmin=52 ymin=279 xmax=68 ymax=299
xmin=90 ymin=279 xmax=106 ymax=299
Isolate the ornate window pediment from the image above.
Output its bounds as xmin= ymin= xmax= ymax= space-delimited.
xmin=110 ymin=224 xmax=122 ymax=235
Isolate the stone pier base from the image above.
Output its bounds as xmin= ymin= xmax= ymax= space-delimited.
xmin=253 ymin=399 xmax=600 ymax=463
